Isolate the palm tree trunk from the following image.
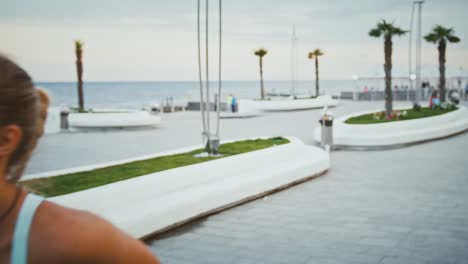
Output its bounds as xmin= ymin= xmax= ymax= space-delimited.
xmin=76 ymin=57 xmax=84 ymax=110
xmin=384 ymin=36 xmax=393 ymax=117
xmin=260 ymin=57 xmax=264 ymax=99
xmin=438 ymin=40 xmax=446 ymax=102
xmin=315 ymin=57 xmax=319 ymax=97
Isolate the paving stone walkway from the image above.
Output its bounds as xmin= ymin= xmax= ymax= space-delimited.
xmin=28 ymin=101 xmax=411 ymax=174
xmin=30 ymin=101 xmax=468 ymax=263
xmin=147 ymin=131 xmax=468 ymax=264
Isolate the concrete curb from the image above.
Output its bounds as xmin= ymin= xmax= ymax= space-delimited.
xmin=22 ymin=136 xmax=303 ymax=181
xmin=314 ymin=105 xmax=468 ymax=148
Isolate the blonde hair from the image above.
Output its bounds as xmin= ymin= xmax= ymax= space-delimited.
xmin=0 ymin=55 xmax=48 ymax=182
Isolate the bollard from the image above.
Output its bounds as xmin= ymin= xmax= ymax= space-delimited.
xmin=319 ymin=111 xmax=334 ymax=149
xmin=60 ymin=109 xmax=69 ymax=130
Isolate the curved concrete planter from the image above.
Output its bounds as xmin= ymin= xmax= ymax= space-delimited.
xmin=45 ymin=137 xmax=329 ymax=238
xmin=220 ymin=112 xmax=262 ymax=119
xmin=314 ymin=105 xmax=468 ymax=148
xmin=247 ymin=95 xmax=339 ymax=112
xmin=69 ymin=111 xmax=161 ymax=129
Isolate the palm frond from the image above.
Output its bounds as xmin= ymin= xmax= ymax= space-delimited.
xmin=369 ymin=28 xmax=382 ymax=38
xmin=308 ymin=49 xmax=324 ymax=59
xmin=392 ymin=28 xmax=408 ymax=36
xmin=370 ymin=20 xmax=406 ymax=38
xmin=447 ymin=35 xmax=461 ymax=43
xmin=424 ymin=33 xmax=439 ymax=43
xmin=425 ymin=25 xmax=461 ymax=44
xmin=254 ymin=48 xmax=268 ymax=57
xmin=75 ymin=40 xmax=84 ymax=50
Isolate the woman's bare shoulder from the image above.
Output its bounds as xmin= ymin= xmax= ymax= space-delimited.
xmin=30 ymin=200 xmax=160 ymax=264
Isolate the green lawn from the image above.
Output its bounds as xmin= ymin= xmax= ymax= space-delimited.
xmin=345 ymin=107 xmax=457 ymax=124
xmin=22 ymin=137 xmax=289 ymax=197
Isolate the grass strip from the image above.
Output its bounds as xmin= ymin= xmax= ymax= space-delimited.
xmin=22 ymin=137 xmax=289 ymax=197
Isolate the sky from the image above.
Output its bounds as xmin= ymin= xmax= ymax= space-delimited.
xmin=1 ymin=0 xmax=467 ymax=81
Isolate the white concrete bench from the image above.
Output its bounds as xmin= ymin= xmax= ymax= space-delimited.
xmin=247 ymin=95 xmax=339 ymax=112
xmin=69 ymin=111 xmax=161 ymax=129
xmin=48 ymin=138 xmax=329 ymax=238
xmin=314 ymin=105 xmax=468 ymax=147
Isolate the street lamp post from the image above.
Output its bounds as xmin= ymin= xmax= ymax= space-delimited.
xmin=412 ymin=1 xmax=424 ymax=106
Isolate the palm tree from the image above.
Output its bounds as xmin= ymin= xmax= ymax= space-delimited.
xmin=308 ymin=49 xmax=324 ymax=97
xmin=369 ymin=20 xmax=407 ymax=117
xmin=75 ymin=40 xmax=85 ymax=111
xmin=254 ymin=48 xmax=268 ymax=99
xmin=424 ymin=25 xmax=461 ymax=102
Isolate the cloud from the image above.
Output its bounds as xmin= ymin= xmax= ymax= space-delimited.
xmin=1 ymin=0 xmax=467 ymax=81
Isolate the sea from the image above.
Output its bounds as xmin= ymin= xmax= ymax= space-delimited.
xmin=36 ymin=80 xmax=390 ymax=109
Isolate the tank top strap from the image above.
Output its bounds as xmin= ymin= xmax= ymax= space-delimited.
xmin=11 ymin=193 xmax=44 ymax=264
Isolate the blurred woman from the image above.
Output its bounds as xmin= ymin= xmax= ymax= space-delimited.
xmin=0 ymin=55 xmax=160 ymax=264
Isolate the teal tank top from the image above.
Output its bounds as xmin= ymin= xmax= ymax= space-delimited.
xmin=11 ymin=193 xmax=44 ymax=264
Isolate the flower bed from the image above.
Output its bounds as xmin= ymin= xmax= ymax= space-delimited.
xmin=345 ymin=106 xmax=457 ymax=124
xmin=314 ymin=105 xmax=468 ymax=147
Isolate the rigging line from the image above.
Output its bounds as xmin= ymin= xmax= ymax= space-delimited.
xmin=216 ymin=0 xmax=222 ymax=137
xmin=197 ymin=0 xmax=207 ymax=136
xmin=205 ymin=0 xmax=211 ymax=137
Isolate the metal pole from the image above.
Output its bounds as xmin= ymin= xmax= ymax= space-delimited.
xmin=291 ymin=26 xmax=297 ymax=96
xmin=197 ymin=0 xmax=207 ymax=136
xmin=205 ymin=0 xmax=211 ymax=139
xmin=409 ymin=2 xmax=415 ymax=102
xmin=216 ymin=0 xmax=222 ymax=137
xmin=415 ymin=1 xmax=424 ymax=105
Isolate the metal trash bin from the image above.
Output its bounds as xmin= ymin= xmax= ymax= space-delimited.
xmin=60 ymin=108 xmax=70 ymax=130
xmin=319 ymin=113 xmax=334 ymax=149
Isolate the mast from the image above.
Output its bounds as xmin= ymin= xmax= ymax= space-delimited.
xmin=414 ymin=1 xmax=424 ymax=105
xmin=290 ymin=25 xmax=298 ymax=96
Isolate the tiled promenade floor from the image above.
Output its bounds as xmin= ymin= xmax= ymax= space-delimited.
xmin=28 ymin=101 xmax=412 ymax=174
xmin=30 ymin=101 xmax=468 ymax=263
xmin=147 ymin=131 xmax=468 ymax=264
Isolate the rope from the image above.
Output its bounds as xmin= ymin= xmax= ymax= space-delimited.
xmin=197 ymin=0 xmax=207 ymax=137
xmin=205 ymin=0 xmax=211 ymax=137
xmin=216 ymin=0 xmax=222 ymax=137
xmin=197 ymin=0 xmax=223 ymax=145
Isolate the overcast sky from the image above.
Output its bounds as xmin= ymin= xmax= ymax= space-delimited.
xmin=1 ymin=0 xmax=467 ymax=81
